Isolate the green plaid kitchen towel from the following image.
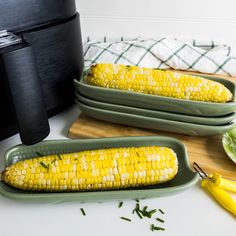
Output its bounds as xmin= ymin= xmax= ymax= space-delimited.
xmin=83 ymin=37 xmax=236 ymax=76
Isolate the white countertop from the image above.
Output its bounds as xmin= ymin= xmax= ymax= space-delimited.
xmin=0 ymin=106 xmax=235 ymax=236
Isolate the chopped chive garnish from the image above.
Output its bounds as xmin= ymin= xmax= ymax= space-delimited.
xmin=51 ymin=158 xmax=57 ymax=164
xmin=135 ymin=209 xmax=143 ymax=219
xmin=156 ymin=218 xmax=164 ymax=223
xmin=36 ymin=152 xmax=44 ymax=157
xmin=148 ymin=209 xmax=157 ymax=214
xmin=151 ymin=224 xmax=155 ymax=232
xmin=80 ymin=208 xmax=86 ymax=216
xmin=136 ymin=203 xmax=140 ymax=211
xmin=118 ymin=202 xmax=123 ymax=208
xmin=135 ymin=199 xmax=139 ymax=202
xmin=147 ymin=209 xmax=157 ymax=216
xmin=120 ymin=217 xmax=131 ymax=222
xmin=140 ymin=206 xmax=157 ymax=218
xmin=151 ymin=224 xmax=165 ymax=231
xmin=132 ymin=209 xmax=136 ymax=214
xmin=140 ymin=206 xmax=148 ymax=216
xmin=126 ymin=65 xmax=132 ymax=71
xmin=159 ymin=209 xmax=165 ymax=214
xmin=153 ymin=226 xmax=165 ymax=231
xmin=143 ymin=206 xmax=148 ymax=212
xmin=40 ymin=161 xmax=49 ymax=169
xmin=136 ymin=152 xmax=140 ymax=157
xmin=57 ymin=154 xmax=62 ymax=160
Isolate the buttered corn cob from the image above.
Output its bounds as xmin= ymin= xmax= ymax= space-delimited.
xmin=85 ymin=63 xmax=232 ymax=103
xmin=1 ymin=146 xmax=178 ymax=192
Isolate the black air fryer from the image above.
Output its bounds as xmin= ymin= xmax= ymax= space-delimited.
xmin=0 ymin=0 xmax=84 ymax=144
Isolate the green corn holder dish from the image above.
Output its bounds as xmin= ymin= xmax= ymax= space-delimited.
xmin=75 ymin=92 xmax=236 ymax=126
xmin=75 ymin=101 xmax=235 ymax=136
xmin=74 ymin=72 xmax=236 ymax=117
xmin=0 ymin=136 xmax=198 ymax=202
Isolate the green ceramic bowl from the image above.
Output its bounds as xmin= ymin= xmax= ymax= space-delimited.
xmin=0 ymin=137 xmax=198 ymax=202
xmin=222 ymin=127 xmax=236 ymax=164
xmin=75 ymin=92 xmax=236 ymax=126
xmin=74 ymin=72 xmax=236 ymax=117
xmin=75 ymin=101 xmax=235 ymax=136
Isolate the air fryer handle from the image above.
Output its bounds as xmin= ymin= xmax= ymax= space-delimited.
xmin=1 ymin=43 xmax=50 ymax=145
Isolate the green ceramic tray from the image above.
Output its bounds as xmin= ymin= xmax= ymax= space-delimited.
xmin=76 ymin=102 xmax=235 ymax=136
xmin=75 ymin=92 xmax=236 ymax=126
xmin=74 ymin=73 xmax=236 ymax=117
xmin=0 ymin=137 xmax=198 ymax=202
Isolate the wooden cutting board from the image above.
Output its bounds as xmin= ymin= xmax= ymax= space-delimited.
xmin=68 ymin=114 xmax=236 ymax=180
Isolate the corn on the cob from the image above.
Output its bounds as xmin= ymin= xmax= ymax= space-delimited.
xmin=85 ymin=63 xmax=232 ymax=103
xmin=1 ymin=146 xmax=178 ymax=192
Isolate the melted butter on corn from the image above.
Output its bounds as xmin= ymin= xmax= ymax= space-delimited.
xmin=1 ymin=146 xmax=178 ymax=192
xmin=84 ymin=63 xmax=233 ymax=103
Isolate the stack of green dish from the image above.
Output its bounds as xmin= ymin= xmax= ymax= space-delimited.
xmin=73 ymin=75 xmax=236 ymax=136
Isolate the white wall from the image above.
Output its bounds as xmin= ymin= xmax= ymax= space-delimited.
xmin=76 ymin=0 xmax=236 ymax=45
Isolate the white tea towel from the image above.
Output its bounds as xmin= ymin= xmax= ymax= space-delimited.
xmin=83 ymin=37 xmax=236 ymax=77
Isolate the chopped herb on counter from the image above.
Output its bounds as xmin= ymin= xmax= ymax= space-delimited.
xmin=135 ymin=203 xmax=141 ymax=211
xmin=151 ymin=224 xmax=155 ymax=232
xmin=80 ymin=208 xmax=86 ymax=216
xmin=141 ymin=206 xmax=150 ymax=217
xmin=120 ymin=217 xmax=131 ymax=222
xmin=159 ymin=209 xmax=165 ymax=214
xmin=135 ymin=209 xmax=143 ymax=219
xmin=142 ymin=206 xmax=148 ymax=213
xmin=132 ymin=202 xmax=159 ymax=219
xmin=156 ymin=218 xmax=164 ymax=223
xmin=118 ymin=202 xmax=123 ymax=208
xmin=151 ymin=224 xmax=165 ymax=231
xmin=147 ymin=209 xmax=157 ymax=217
